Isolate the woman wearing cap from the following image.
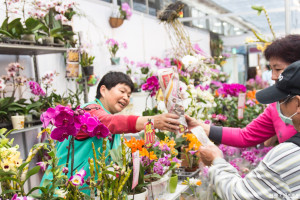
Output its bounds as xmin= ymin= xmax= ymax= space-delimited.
xmin=186 ymin=61 xmax=300 ymax=199
xmin=190 ymin=34 xmax=300 ymax=148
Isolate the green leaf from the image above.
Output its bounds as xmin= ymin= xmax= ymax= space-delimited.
xmin=18 ymin=161 xmax=30 ymax=175
xmin=2 ymin=189 xmax=19 ymax=195
xmin=102 ymin=170 xmax=116 ymax=177
xmin=0 ymin=176 xmax=20 ymax=182
xmin=27 ymin=186 xmax=45 ymax=195
xmin=1 ymin=17 xmax=9 ymax=30
xmin=155 ymin=131 xmax=166 ymax=141
xmin=0 ymin=169 xmax=16 ymax=176
xmin=0 ymin=29 xmax=14 ymax=38
xmin=23 ymin=166 xmax=41 ymax=184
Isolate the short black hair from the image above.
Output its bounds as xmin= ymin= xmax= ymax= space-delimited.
xmin=264 ymin=34 xmax=300 ymax=63
xmin=95 ymin=71 xmax=134 ymax=99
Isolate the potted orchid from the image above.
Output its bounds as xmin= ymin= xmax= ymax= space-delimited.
xmin=106 ymin=38 xmax=127 ymax=65
xmin=109 ymin=2 xmax=132 ymax=28
xmin=181 ymin=133 xmax=202 ymax=172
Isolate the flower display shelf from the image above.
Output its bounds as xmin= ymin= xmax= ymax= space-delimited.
xmin=176 ymin=167 xmax=201 ymax=181
xmin=0 ymin=43 xmax=67 ymax=55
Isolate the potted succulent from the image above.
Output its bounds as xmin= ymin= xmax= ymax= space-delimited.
xmin=80 ymin=51 xmax=95 ymax=76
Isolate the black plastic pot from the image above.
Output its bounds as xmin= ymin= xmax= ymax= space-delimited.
xmin=82 ymin=66 xmax=94 ymax=76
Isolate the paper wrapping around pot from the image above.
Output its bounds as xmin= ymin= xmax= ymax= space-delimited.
xmin=157 ymin=67 xmax=187 ymax=137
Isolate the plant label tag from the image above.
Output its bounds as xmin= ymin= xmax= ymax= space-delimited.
xmin=132 ymin=150 xmax=140 ymax=189
xmin=238 ymin=93 xmax=246 ymax=109
xmin=238 ymin=108 xmax=244 ymax=119
xmin=144 ymin=119 xmax=155 ymax=148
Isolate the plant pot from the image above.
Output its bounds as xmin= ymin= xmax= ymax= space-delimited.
xmin=169 ymin=174 xmax=178 ymax=193
xmin=109 ymin=17 xmax=124 ymax=28
xmin=127 ymin=188 xmax=148 ymax=200
xmin=82 ymin=66 xmax=94 ymax=76
xmin=25 ymin=114 xmax=33 ymax=127
xmin=42 ymin=36 xmax=54 ymax=45
xmin=184 ymin=166 xmax=199 ymax=172
xmin=147 ymin=171 xmax=171 ymax=199
xmin=110 ymin=57 xmax=120 ymax=65
xmin=11 ymin=116 xmax=25 ymax=130
xmin=54 ymin=38 xmax=65 ymax=45
xmin=21 ymin=34 xmax=35 ymax=42
xmin=180 ymin=146 xmax=201 ymax=168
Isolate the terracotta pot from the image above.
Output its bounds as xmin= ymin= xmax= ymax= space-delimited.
xmin=180 ymin=146 xmax=201 ymax=168
xmin=109 ymin=17 xmax=124 ymax=28
xmin=184 ymin=166 xmax=199 ymax=172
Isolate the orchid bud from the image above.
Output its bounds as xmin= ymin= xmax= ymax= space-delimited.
xmin=62 ymin=167 xmax=69 ymax=174
xmin=86 ymin=177 xmax=90 ymax=185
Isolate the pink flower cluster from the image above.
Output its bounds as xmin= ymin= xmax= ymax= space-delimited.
xmin=141 ymin=76 xmax=159 ymax=97
xmin=120 ymin=2 xmax=132 ymax=20
xmin=151 ymin=57 xmax=171 ymax=69
xmin=41 ymin=71 xmax=58 ymax=88
xmin=40 ymin=105 xmax=110 ymax=142
xmin=211 ymin=114 xmax=227 ymax=121
xmin=11 ymin=194 xmax=34 ymax=200
xmin=136 ymin=62 xmax=150 ymax=69
xmin=217 ymin=83 xmax=246 ymax=97
xmin=69 ymin=168 xmax=86 ymax=186
xmin=28 ymin=81 xmax=45 ymax=96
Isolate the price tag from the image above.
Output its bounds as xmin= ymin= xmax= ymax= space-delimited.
xmin=238 ymin=93 xmax=246 ymax=109
xmin=132 ymin=150 xmax=140 ymax=189
xmin=144 ymin=119 xmax=155 ymax=148
xmin=238 ymin=108 xmax=244 ymax=119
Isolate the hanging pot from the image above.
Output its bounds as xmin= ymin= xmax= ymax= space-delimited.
xmin=110 ymin=57 xmax=120 ymax=65
xmin=82 ymin=66 xmax=94 ymax=76
xmin=169 ymin=174 xmax=178 ymax=193
xmin=109 ymin=17 xmax=124 ymax=28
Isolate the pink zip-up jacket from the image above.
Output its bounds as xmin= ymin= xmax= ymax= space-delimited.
xmin=208 ymin=102 xmax=297 ymax=147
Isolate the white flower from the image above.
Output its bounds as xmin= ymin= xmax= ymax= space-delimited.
xmin=55 ymin=189 xmax=67 ymax=198
xmin=181 ymin=55 xmax=197 ymax=67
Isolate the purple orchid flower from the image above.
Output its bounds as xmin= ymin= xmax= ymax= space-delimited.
xmin=189 ymin=150 xmax=197 ymax=155
xmin=50 ymin=125 xmax=77 ymax=142
xmin=54 ymin=111 xmax=74 ymax=127
xmin=91 ymin=123 xmax=110 ymax=139
xmin=172 ymin=157 xmax=182 ymax=163
xmin=40 ymin=107 xmax=57 ymax=128
xmin=69 ymin=174 xmax=84 ymax=186
xmin=153 ymin=162 xmax=164 ymax=175
xmin=36 ymin=162 xmax=47 ymax=171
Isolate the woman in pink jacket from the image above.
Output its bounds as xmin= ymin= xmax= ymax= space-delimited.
xmin=190 ymin=35 xmax=300 ymax=147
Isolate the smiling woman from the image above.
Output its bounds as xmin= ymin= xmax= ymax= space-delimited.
xmin=44 ymin=71 xmax=181 ymax=195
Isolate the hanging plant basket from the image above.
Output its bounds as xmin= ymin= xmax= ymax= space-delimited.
xmin=109 ymin=17 xmax=124 ymax=28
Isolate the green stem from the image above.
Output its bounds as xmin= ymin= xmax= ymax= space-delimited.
xmin=263 ymin=8 xmax=276 ymax=39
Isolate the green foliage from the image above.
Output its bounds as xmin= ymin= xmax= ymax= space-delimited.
xmin=212 ymin=96 xmax=266 ymax=128
xmin=142 ymin=106 xmax=162 ymax=116
xmin=0 ymin=18 xmax=23 ymax=39
xmin=80 ymin=52 xmax=95 ymax=67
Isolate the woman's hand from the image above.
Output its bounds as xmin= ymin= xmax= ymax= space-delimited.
xmin=136 ymin=113 xmax=180 ymax=132
xmin=153 ymin=113 xmax=180 ymax=132
xmin=185 ymin=115 xmax=211 ymax=136
xmin=199 ymin=144 xmax=223 ymax=166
